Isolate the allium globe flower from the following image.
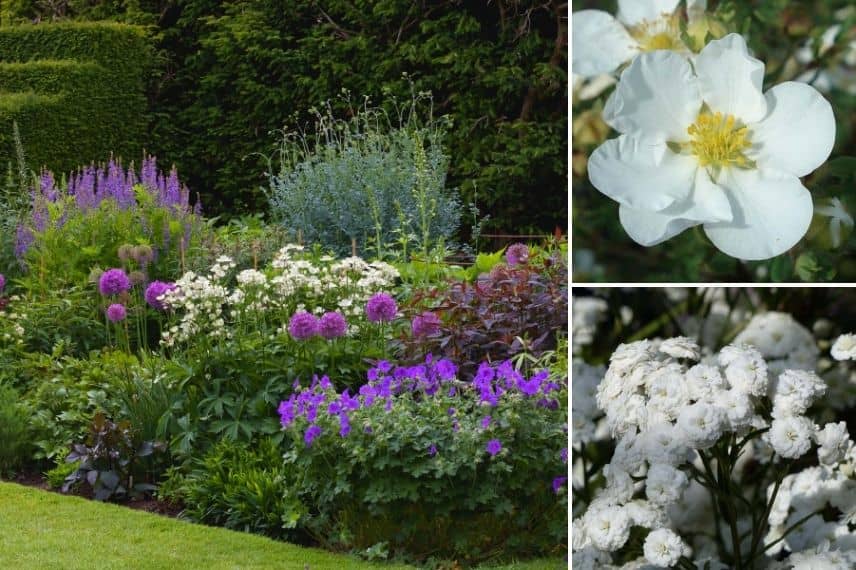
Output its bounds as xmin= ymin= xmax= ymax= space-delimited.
xmin=98 ymin=268 xmax=131 ymax=296
xmin=588 ymin=34 xmax=835 ymax=260
xmin=505 ymin=243 xmax=530 ymax=266
xmin=106 ymin=303 xmax=127 ymax=323
xmin=366 ymin=292 xmax=397 ymax=323
xmin=144 ymin=281 xmax=176 ymax=311
xmin=411 ymin=311 xmax=441 ymax=337
xmin=319 ymin=311 xmax=348 ymax=339
xmin=288 ymin=311 xmax=320 ymax=340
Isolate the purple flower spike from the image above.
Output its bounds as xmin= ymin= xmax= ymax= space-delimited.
xmin=98 ymin=268 xmax=131 ymax=296
xmin=289 ymin=311 xmax=320 ymax=340
xmin=366 ymin=292 xmax=397 ymax=323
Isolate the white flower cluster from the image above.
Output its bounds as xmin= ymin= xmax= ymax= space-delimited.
xmin=571 ymin=360 xmax=607 ymax=445
xmin=572 ymin=296 xmax=608 ymax=353
xmin=0 ymin=298 xmax=25 ymax=344
xmin=734 ymin=312 xmax=819 ymax=376
xmin=831 ymin=334 xmax=856 ymax=361
xmin=160 ymin=247 xmax=399 ymax=347
xmin=573 ymin=336 xmax=856 ymax=568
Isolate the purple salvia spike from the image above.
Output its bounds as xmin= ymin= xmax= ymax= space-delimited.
xmin=40 ymin=170 xmax=57 ymax=202
xmin=165 ymin=166 xmax=180 ymax=208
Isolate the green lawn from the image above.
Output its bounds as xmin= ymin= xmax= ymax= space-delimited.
xmin=0 ymin=483 xmax=565 ymax=569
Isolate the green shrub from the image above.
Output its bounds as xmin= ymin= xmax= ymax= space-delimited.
xmin=278 ymin=358 xmax=568 ymax=564
xmin=266 ymin=98 xmax=461 ymax=259
xmin=176 ymin=438 xmax=305 ymax=540
xmin=0 ymin=22 xmax=150 ymax=173
xmin=0 ymin=381 xmax=31 ymax=475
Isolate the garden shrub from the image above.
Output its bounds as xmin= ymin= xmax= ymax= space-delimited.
xmin=399 ymin=245 xmax=568 ymax=377
xmin=0 ymin=22 xmax=151 ymax=174
xmin=0 ymin=381 xmax=31 ymax=475
xmin=266 ymin=99 xmax=461 ymax=259
xmin=277 ymin=357 xmax=568 ymax=564
xmin=176 ymin=438 xmax=305 ymax=540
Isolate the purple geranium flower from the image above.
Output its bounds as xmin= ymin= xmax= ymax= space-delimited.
xmin=505 ymin=243 xmax=529 ymax=266
xmin=411 ymin=311 xmax=441 ymax=337
xmin=289 ymin=311 xmax=320 ymax=340
xmin=486 ymin=439 xmax=502 ymax=456
xmin=144 ymin=280 xmax=175 ymax=311
xmin=319 ymin=311 xmax=348 ymax=339
xmin=304 ymin=424 xmax=322 ymax=447
xmin=552 ymin=476 xmax=567 ymax=494
xmin=480 ymin=416 xmax=491 ymax=429
xmin=366 ymin=292 xmax=397 ymax=323
xmin=98 ymin=268 xmax=131 ymax=296
xmin=428 ymin=444 xmax=438 ymax=457
xmin=106 ymin=303 xmax=127 ymax=323
xmin=0 ymin=273 xmax=5 ymax=292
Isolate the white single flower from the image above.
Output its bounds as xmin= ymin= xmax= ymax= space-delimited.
xmin=572 ymin=0 xmax=707 ymax=78
xmin=766 ymin=416 xmax=814 ymax=459
xmin=816 ymin=422 xmax=851 ymax=466
xmin=588 ymin=34 xmax=836 ymax=260
xmin=643 ymin=527 xmax=690 ymax=567
xmin=816 ymin=198 xmax=854 ymax=248
xmin=831 ymin=333 xmax=856 ymax=361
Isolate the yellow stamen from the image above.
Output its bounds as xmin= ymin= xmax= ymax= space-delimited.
xmin=687 ymin=112 xmax=753 ymax=169
xmin=628 ymin=14 xmax=684 ymax=52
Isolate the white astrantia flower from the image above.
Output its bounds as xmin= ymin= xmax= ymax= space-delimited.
xmin=588 ymin=33 xmax=836 ymax=260
xmin=831 ymin=333 xmax=856 ymax=361
xmin=643 ymin=527 xmax=690 ymax=567
xmin=816 ymin=198 xmax=854 ymax=248
xmin=572 ymin=0 xmax=709 ymax=78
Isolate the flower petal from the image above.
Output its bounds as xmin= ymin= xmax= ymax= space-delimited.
xmin=749 ymin=81 xmax=836 ymax=177
xmin=703 ymin=168 xmax=813 ymax=260
xmin=603 ymin=51 xmax=701 ymax=140
xmin=572 ymin=11 xmax=639 ymax=78
xmin=694 ymin=34 xmax=767 ymax=123
xmin=588 ymin=134 xmax=698 ymax=211
xmin=618 ymin=168 xmax=731 ymax=246
xmin=619 ymin=204 xmax=699 ymax=246
xmin=617 ymin=0 xmax=681 ymax=27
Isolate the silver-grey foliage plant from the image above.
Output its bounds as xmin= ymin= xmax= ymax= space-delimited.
xmin=265 ymin=93 xmax=461 ymax=259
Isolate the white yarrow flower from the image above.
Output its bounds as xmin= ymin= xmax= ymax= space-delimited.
xmin=831 ymin=333 xmax=856 ymax=361
xmin=588 ymin=34 xmax=835 ymax=260
xmin=766 ymin=416 xmax=815 ymax=459
xmin=643 ymin=527 xmax=690 ymax=567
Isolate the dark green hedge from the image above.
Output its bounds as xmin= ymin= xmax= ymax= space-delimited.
xmin=2 ymin=4 xmax=566 ymax=232
xmin=0 ymin=23 xmax=150 ymax=174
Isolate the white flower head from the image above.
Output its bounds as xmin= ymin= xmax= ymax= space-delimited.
xmin=831 ymin=333 xmax=856 ymax=361
xmin=659 ymin=336 xmax=700 ymax=360
xmin=816 ymin=422 xmax=851 ymax=466
xmin=766 ymin=416 xmax=815 ymax=459
xmin=676 ymin=401 xmax=727 ymax=449
xmin=573 ymin=0 xmax=707 ymax=78
xmin=645 ymin=463 xmax=689 ymax=506
xmin=588 ymin=34 xmax=835 ymax=260
xmin=585 ymin=505 xmax=632 ymax=552
xmin=643 ymin=527 xmax=691 ymax=567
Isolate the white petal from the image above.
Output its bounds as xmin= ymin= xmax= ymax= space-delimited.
xmin=617 ymin=0 xmax=681 ymax=26
xmin=749 ymin=82 xmax=836 ymax=177
xmin=703 ymin=168 xmax=813 ymax=260
xmin=694 ymin=34 xmax=767 ymax=123
xmin=588 ymin=134 xmax=698 ymax=211
xmin=619 ymin=204 xmax=699 ymax=246
xmin=603 ymin=51 xmax=701 ymax=140
xmin=618 ymin=168 xmax=731 ymax=246
xmin=572 ymin=11 xmax=639 ymax=78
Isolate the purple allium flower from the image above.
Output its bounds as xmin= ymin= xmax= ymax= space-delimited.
xmin=366 ymin=292 xmax=397 ymax=323
xmin=144 ymin=281 xmax=175 ymax=311
xmin=505 ymin=243 xmax=530 ymax=266
xmin=486 ymin=439 xmax=502 ymax=457
xmin=411 ymin=311 xmax=441 ymax=337
xmin=480 ymin=416 xmax=491 ymax=429
xmin=106 ymin=303 xmax=127 ymax=323
xmin=288 ymin=311 xmax=320 ymax=340
xmin=0 ymin=274 xmax=5 ymax=292
xmin=98 ymin=268 xmax=131 ymax=296
xmin=428 ymin=444 xmax=438 ymax=457
xmin=552 ymin=476 xmax=567 ymax=494
xmin=319 ymin=311 xmax=348 ymax=339
xmin=304 ymin=424 xmax=322 ymax=447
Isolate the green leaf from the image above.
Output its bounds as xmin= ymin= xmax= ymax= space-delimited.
xmin=769 ymin=255 xmax=793 ymax=282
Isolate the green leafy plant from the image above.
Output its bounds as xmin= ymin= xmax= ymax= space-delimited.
xmin=63 ymin=411 xmax=165 ymax=501
xmin=0 ymin=381 xmax=31 ymax=475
